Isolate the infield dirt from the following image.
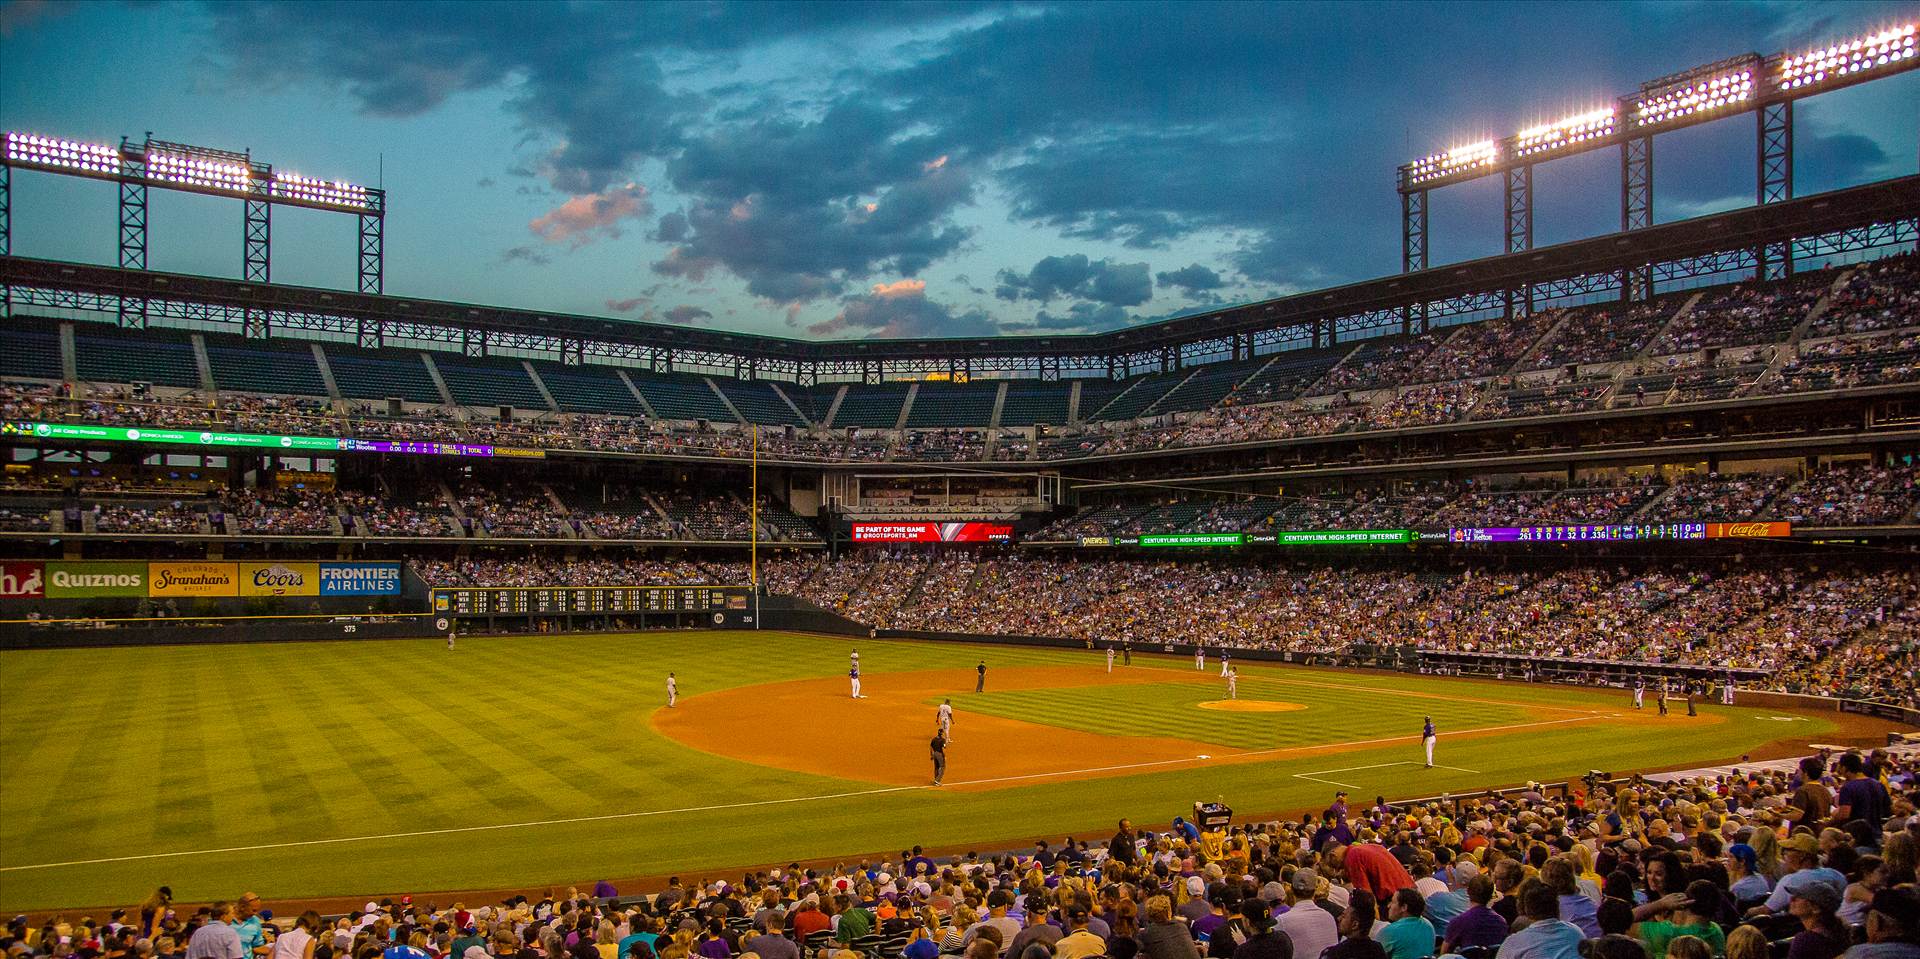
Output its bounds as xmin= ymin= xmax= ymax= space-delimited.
xmin=651 ymin=664 xmax=1703 ymax=790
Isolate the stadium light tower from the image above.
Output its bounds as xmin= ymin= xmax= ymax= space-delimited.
xmin=1396 ymin=20 xmax=1917 ymax=305
xmin=2 ymin=131 xmax=387 ymax=327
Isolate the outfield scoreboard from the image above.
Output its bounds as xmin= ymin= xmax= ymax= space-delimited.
xmin=434 ymin=586 xmax=750 ymax=617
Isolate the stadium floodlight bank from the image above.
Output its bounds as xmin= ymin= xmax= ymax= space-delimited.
xmin=1397 ymin=21 xmax=1916 ymax=191
xmin=1396 ymin=19 xmax=1916 ymax=275
xmin=1 ymin=131 xmax=386 ymax=292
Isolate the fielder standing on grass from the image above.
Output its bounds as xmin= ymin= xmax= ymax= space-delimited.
xmin=1422 ymin=716 xmax=1436 ymax=768
xmin=1633 ymin=675 xmax=1645 ymax=709
xmin=975 ymin=660 xmax=987 ymax=692
xmin=1106 ymin=645 xmax=1115 ymax=673
xmin=937 ymin=698 xmax=954 ymax=741
xmin=1226 ymin=667 xmax=1238 ymax=700
xmin=667 ymin=672 xmax=677 ymax=708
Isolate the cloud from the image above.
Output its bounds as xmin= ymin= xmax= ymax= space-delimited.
xmin=500 ymin=245 xmax=552 ymax=267
xmin=651 ymin=99 xmax=977 ymax=301
xmin=475 ymin=177 xmax=496 ymax=189
xmin=1002 ymin=302 xmax=1138 ymax=334
xmin=1156 ymin=263 xmax=1225 ymax=294
xmin=528 ymin=183 xmax=652 ymax=247
xmin=605 ymin=296 xmax=649 ymax=313
xmin=663 ymin=305 xmax=714 ymax=325
xmin=809 ymin=280 xmax=999 ymax=338
xmin=995 ymin=254 xmax=1153 ymax=307
xmin=2 ymin=0 xmax=69 ymax=36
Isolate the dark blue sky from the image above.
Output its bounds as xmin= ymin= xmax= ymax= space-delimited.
xmin=2 ymin=1 xmax=1914 ymax=339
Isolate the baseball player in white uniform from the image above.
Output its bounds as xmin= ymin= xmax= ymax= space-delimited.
xmin=1422 ymin=716 xmax=1436 ymax=768
xmin=1633 ymin=676 xmax=1645 ymax=709
xmin=1106 ymin=646 xmax=1115 ymax=672
xmin=850 ymin=663 xmax=863 ymax=699
xmin=1220 ymin=650 xmax=1231 ymax=677
xmin=937 ymin=698 xmax=954 ymax=741
xmin=667 ymin=672 xmax=677 ymax=708
xmin=1226 ymin=667 xmax=1238 ymax=700
xmin=1195 ymin=646 xmax=1205 ymax=671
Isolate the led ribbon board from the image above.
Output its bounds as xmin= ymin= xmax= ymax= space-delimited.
xmin=2 ymin=421 xmax=543 ymax=459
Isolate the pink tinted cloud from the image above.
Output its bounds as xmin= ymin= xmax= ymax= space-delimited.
xmin=530 ymin=182 xmax=652 ymax=247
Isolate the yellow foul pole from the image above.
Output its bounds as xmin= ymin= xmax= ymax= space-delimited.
xmin=750 ymin=423 xmax=759 ymax=591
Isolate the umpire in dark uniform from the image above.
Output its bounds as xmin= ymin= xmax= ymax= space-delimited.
xmin=976 ymin=660 xmax=987 ymax=692
xmin=930 ymin=730 xmax=947 ymax=785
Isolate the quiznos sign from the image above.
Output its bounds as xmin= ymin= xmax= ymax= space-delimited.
xmin=0 ymin=561 xmax=405 ymax=599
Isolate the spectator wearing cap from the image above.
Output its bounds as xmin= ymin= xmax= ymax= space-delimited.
xmin=1372 ymin=890 xmax=1435 ymax=959
xmin=1726 ymin=845 xmax=1770 ymax=905
xmin=1219 ymin=900 xmax=1287 ymax=959
xmin=1054 ymin=906 xmax=1104 ymax=959
xmin=1495 ymin=881 xmax=1583 ymax=959
xmin=1005 ymin=903 xmax=1060 ymax=959
xmin=1786 ymin=881 xmax=1849 ymax=959
xmin=1176 ymin=880 xmax=1211 ymax=925
xmin=964 ymin=892 xmax=1019 ymax=956
xmin=1273 ymin=869 xmax=1337 ymax=959
xmin=1754 ymin=835 xmax=1848 ymax=917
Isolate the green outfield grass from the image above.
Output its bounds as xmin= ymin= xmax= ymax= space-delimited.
xmin=950 ymin=674 xmax=1538 ymax=750
xmin=0 ymin=631 xmax=1833 ymax=911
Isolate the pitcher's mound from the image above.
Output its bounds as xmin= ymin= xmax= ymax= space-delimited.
xmin=1198 ymin=700 xmax=1306 ymax=712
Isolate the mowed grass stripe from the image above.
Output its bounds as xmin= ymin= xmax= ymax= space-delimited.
xmin=949 ymin=676 xmax=1528 ymax=751
xmin=0 ymin=633 xmax=1831 ymax=910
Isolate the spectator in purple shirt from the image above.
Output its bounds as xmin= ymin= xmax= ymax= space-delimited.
xmin=1443 ymin=874 xmax=1509 ymax=954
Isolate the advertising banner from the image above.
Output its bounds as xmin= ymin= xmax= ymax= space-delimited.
xmin=240 ymin=561 xmax=321 ymax=597
xmin=318 ymin=562 xmax=404 ymax=596
xmin=1138 ymin=532 xmax=1245 ymax=547
xmin=850 ymin=522 xmax=1014 ymax=543
xmin=0 ymin=562 xmax=45 ymax=598
xmin=1274 ymin=529 xmax=1413 ymax=545
xmin=148 ymin=561 xmax=240 ymax=597
xmin=45 ymin=561 xmax=147 ymax=598
xmin=1707 ymin=522 xmax=1791 ymax=538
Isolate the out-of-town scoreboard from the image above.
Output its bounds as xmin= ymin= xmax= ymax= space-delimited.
xmin=433 ymin=586 xmax=749 ymax=617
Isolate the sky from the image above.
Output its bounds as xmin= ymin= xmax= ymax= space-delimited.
xmin=1 ymin=0 xmax=1915 ymax=342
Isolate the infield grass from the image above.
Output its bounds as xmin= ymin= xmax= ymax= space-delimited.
xmin=0 ymin=631 xmax=1834 ymax=910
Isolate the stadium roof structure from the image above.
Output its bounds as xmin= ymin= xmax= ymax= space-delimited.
xmin=2 ymin=174 xmax=1915 ymax=385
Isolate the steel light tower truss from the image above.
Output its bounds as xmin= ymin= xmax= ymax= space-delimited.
xmin=2 ymin=131 xmax=386 ymax=303
xmin=1398 ymin=21 xmax=1915 ymax=295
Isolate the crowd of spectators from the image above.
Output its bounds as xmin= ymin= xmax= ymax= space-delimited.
xmin=1652 ymin=278 xmax=1828 ymax=355
xmin=1030 ymin=463 xmax=1917 ymax=540
xmin=221 ymin=487 xmax=342 ymax=535
xmin=87 ymin=501 xmax=208 ymax=534
xmin=25 ymin=748 xmax=1917 ymax=959
xmin=1812 ymin=254 xmax=1920 ymax=338
xmin=8 ymin=253 xmax=1911 ymax=467
xmin=761 ymin=554 xmax=1919 ymax=696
